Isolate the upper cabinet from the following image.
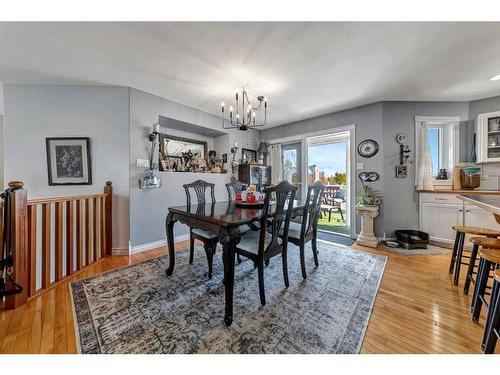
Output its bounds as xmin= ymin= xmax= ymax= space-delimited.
xmin=476 ymin=111 xmax=500 ymax=163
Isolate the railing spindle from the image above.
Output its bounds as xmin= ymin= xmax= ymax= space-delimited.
xmin=85 ymin=199 xmax=90 ymax=266
xmin=28 ymin=205 xmax=37 ymax=296
xmin=54 ymin=201 xmax=63 ymax=281
xmin=65 ymin=200 xmax=74 ymax=276
xmin=93 ymin=197 xmax=99 ymax=262
xmin=41 ymin=203 xmax=51 ymax=289
xmin=76 ymin=199 xmax=83 ymax=270
xmin=100 ymin=196 xmax=106 ymax=259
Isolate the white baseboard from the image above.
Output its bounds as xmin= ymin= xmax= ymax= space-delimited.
xmin=129 ymin=233 xmax=190 ymax=254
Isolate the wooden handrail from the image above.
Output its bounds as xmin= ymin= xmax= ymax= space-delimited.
xmin=2 ymin=181 xmax=113 ymax=309
xmin=27 ymin=193 xmax=108 ymax=205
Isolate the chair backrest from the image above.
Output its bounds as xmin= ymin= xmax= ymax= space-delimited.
xmin=334 ymin=187 xmax=346 ymax=201
xmin=225 ymin=180 xmax=247 ymax=202
xmin=183 ymin=179 xmax=216 ymax=206
xmin=258 ymin=180 xmax=297 ymax=257
xmin=300 ymin=181 xmax=325 ymax=238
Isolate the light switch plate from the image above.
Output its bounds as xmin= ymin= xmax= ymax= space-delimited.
xmin=136 ymin=159 xmax=150 ymax=168
xmin=356 ymin=163 xmax=364 ymax=170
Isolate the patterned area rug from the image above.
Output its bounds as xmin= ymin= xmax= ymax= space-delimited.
xmin=70 ymin=242 xmax=386 ymax=354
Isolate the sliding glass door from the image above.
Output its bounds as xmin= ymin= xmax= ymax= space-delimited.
xmin=281 ymin=142 xmax=302 ymax=198
xmin=306 ymin=132 xmax=350 ymax=235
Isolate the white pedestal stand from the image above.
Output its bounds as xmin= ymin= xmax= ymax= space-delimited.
xmin=356 ymin=205 xmax=379 ymax=248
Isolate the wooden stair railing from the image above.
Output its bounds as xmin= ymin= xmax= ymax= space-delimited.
xmin=2 ymin=181 xmax=113 ymax=309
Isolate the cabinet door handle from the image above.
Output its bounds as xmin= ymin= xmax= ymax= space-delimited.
xmin=466 ymin=210 xmax=470 ymax=212
xmin=459 ymin=209 xmax=463 ymax=212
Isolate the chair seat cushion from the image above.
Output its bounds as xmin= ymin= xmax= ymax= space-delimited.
xmin=238 ymin=224 xmax=252 ymax=234
xmin=237 ymin=230 xmax=281 ymax=255
xmin=192 ymin=228 xmax=218 ymax=239
xmin=286 ymin=222 xmax=303 ymax=239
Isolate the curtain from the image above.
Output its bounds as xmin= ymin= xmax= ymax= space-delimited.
xmin=415 ymin=122 xmax=433 ymax=190
xmin=268 ymin=143 xmax=282 ymax=185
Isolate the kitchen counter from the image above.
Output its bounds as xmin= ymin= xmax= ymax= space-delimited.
xmin=457 ymin=195 xmax=500 ymax=223
xmin=418 ymin=189 xmax=500 ymax=195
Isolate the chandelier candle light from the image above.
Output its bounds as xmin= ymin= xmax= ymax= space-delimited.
xmin=221 ymin=89 xmax=268 ymax=131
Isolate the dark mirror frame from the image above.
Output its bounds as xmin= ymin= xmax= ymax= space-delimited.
xmin=158 ymin=133 xmax=208 ymax=170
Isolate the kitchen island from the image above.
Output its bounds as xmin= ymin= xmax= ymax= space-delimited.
xmin=457 ymin=195 xmax=500 ymax=224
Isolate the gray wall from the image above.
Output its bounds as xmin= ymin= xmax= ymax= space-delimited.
xmin=381 ymin=101 xmax=469 ymax=237
xmin=469 ymin=95 xmax=500 ymax=120
xmin=261 ymin=100 xmax=471 ymax=238
xmin=129 ymin=88 xmax=260 ymax=248
xmin=3 ymin=85 xmax=130 ymax=250
xmin=261 ymin=102 xmax=385 ymax=235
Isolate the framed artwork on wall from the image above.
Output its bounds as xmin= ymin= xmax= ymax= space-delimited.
xmin=241 ymin=148 xmax=257 ymax=164
xmin=46 ymin=137 xmax=92 ymax=185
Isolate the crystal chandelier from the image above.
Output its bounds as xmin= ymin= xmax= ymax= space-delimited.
xmin=221 ymin=88 xmax=268 ymax=131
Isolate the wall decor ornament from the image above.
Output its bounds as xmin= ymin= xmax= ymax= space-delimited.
xmin=357 ymin=139 xmax=379 ymax=158
xmin=358 ymin=171 xmax=379 ymax=182
xmin=46 ymin=137 xmax=92 ymax=185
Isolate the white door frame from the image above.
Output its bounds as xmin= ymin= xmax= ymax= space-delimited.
xmin=266 ymin=124 xmax=356 ymax=237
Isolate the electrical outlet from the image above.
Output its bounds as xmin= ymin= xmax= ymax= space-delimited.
xmin=136 ymin=159 xmax=150 ymax=168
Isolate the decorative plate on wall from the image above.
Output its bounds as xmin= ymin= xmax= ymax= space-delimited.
xmin=359 ymin=171 xmax=379 ymax=182
xmin=357 ymin=139 xmax=379 ymax=158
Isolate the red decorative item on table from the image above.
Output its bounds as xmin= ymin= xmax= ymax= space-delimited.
xmin=246 ymin=192 xmax=256 ymax=203
xmin=235 ymin=191 xmax=242 ymax=201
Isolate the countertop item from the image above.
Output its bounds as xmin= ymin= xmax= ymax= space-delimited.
xmin=457 ymin=195 xmax=500 ymax=219
xmin=417 ymin=189 xmax=500 ymax=195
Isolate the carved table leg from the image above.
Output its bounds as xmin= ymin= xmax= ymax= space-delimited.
xmin=165 ymin=212 xmax=176 ymax=276
xmin=219 ymin=226 xmax=241 ymax=327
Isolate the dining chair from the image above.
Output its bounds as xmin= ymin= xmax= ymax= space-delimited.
xmin=184 ymin=179 xmax=218 ymax=279
xmin=225 ymin=180 xmax=247 ymax=202
xmin=280 ymin=180 xmax=325 ymax=279
xmin=234 ymin=180 xmax=297 ymax=306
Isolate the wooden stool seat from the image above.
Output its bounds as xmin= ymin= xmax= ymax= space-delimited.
xmin=452 ymin=226 xmax=500 ymax=237
xmin=495 ymin=270 xmax=500 ymax=284
xmin=479 ymin=249 xmax=500 ymax=265
xmin=470 ymin=237 xmax=500 ymax=249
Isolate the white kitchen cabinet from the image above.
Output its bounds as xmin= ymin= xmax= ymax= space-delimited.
xmin=420 ymin=202 xmax=463 ymax=244
xmin=419 ymin=193 xmax=500 ymax=246
xmin=475 ymin=111 xmax=500 ymax=163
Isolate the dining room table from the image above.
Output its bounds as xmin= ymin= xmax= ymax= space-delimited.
xmin=165 ymin=200 xmax=305 ymax=326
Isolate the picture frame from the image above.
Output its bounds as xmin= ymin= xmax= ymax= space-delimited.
xmin=46 ymin=137 xmax=92 ymax=185
xmin=395 ymin=165 xmax=407 ymax=178
xmin=241 ymin=148 xmax=257 ymax=164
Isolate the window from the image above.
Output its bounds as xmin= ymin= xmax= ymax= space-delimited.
xmin=428 ymin=127 xmax=441 ymax=177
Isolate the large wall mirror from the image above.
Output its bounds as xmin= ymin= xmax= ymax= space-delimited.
xmin=158 ymin=134 xmax=208 ymax=172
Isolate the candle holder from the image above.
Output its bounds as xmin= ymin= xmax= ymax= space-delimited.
xmin=139 ymin=123 xmax=161 ymax=189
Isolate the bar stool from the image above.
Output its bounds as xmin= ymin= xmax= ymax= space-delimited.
xmin=465 ymin=237 xmax=500 ymax=295
xmin=449 ymin=226 xmax=500 ymax=286
xmin=471 ymin=246 xmax=500 ymax=322
xmin=483 ymin=269 xmax=500 ymax=354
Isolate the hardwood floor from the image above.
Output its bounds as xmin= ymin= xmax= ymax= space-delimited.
xmin=0 ymin=240 xmax=496 ymax=354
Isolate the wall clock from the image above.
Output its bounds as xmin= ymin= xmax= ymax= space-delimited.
xmin=357 ymin=139 xmax=379 ymax=158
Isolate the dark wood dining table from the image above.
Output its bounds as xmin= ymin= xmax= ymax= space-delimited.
xmin=165 ymin=200 xmax=305 ymax=326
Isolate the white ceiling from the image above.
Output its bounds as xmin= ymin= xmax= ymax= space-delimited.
xmin=1 ymin=22 xmax=500 ymax=126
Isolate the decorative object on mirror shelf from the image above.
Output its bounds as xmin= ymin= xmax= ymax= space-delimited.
xmin=357 ymin=139 xmax=379 ymax=158
xmin=158 ymin=133 xmax=210 ymax=173
xmin=46 ymin=137 xmax=92 ymax=186
xmin=257 ymin=141 xmax=269 ymax=165
xmin=358 ymin=171 xmax=379 ymax=182
xmin=241 ymin=148 xmax=257 ymax=164
xmin=395 ymin=165 xmax=407 ymax=178
xmin=139 ymin=124 xmax=161 ymax=189
xmin=221 ymin=88 xmax=268 ymax=131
